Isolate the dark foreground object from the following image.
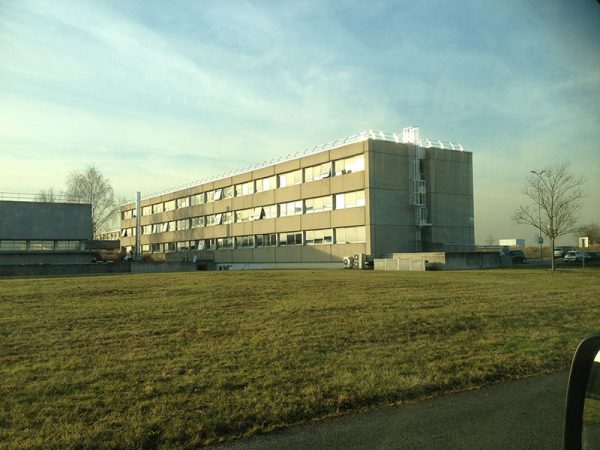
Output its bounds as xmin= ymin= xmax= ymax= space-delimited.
xmin=217 ymin=371 xmax=568 ymax=450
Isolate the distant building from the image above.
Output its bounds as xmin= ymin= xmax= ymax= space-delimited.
xmin=119 ymin=128 xmax=474 ymax=269
xmin=0 ymin=199 xmax=92 ymax=265
xmin=94 ymin=230 xmax=120 ymax=241
xmin=499 ymin=238 xmax=525 ymax=247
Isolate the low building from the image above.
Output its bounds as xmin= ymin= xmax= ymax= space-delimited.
xmin=119 ymin=128 xmax=475 ymax=269
xmin=0 ymin=199 xmax=92 ymax=265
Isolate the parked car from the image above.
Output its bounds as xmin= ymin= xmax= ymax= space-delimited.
xmin=586 ymin=251 xmax=600 ymax=262
xmin=506 ymin=249 xmax=526 ymax=264
xmin=554 ymin=246 xmax=574 ymax=258
xmin=563 ymin=251 xmax=591 ymax=263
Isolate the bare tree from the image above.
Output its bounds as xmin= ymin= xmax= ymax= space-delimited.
xmin=574 ymin=223 xmax=600 ymax=245
xmin=484 ymin=234 xmax=496 ymax=245
xmin=35 ymin=188 xmax=59 ymax=203
xmin=65 ymin=165 xmax=118 ymax=234
xmin=512 ymin=163 xmax=585 ymax=271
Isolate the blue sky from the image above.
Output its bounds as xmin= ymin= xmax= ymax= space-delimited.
xmin=1 ymin=0 xmax=598 ymax=243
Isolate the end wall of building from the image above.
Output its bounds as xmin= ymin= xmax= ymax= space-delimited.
xmin=0 ymin=201 xmax=92 ymax=240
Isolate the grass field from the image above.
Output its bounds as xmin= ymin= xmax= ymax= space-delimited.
xmin=1 ymin=268 xmax=599 ymax=448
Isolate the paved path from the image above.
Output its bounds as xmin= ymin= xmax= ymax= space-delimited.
xmin=215 ymin=371 xmax=568 ymax=450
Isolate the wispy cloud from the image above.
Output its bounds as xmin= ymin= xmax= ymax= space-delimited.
xmin=1 ymin=0 xmax=598 ymax=240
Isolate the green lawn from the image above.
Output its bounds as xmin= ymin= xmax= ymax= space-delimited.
xmin=1 ymin=269 xmax=599 ymax=448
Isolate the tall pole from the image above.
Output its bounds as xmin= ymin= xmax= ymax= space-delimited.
xmin=530 ymin=171 xmax=546 ymax=264
xmin=135 ymin=191 xmax=141 ymax=261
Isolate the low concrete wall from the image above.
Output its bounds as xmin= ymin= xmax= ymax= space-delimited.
xmin=0 ymin=263 xmax=131 ymax=277
xmin=212 ymin=262 xmax=345 ymax=271
xmin=130 ymin=262 xmax=198 ymax=273
xmin=374 ymin=258 xmax=425 ymax=271
xmin=375 ymin=252 xmax=501 ymax=271
xmin=445 ymin=252 xmax=501 ymax=270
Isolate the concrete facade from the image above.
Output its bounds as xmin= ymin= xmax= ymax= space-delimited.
xmin=0 ymin=201 xmax=92 ymax=265
xmin=119 ymin=133 xmax=474 ymax=267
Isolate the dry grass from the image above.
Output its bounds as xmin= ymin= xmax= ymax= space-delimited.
xmin=1 ymin=268 xmax=599 ymax=448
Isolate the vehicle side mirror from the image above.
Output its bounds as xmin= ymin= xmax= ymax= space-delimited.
xmin=564 ymin=334 xmax=600 ymax=449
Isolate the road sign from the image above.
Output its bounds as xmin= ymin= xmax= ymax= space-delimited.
xmin=579 ymin=237 xmax=589 ymax=248
xmin=538 ymin=236 xmax=544 ymax=244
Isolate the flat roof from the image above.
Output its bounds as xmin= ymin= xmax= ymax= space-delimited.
xmin=128 ymin=129 xmax=464 ymax=203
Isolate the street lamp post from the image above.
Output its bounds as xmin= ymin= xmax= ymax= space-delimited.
xmin=530 ymin=170 xmax=546 ymax=264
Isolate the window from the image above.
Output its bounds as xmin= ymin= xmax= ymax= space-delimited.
xmin=121 ymin=228 xmax=135 ymax=237
xmin=152 ymin=203 xmax=164 ymax=214
xmin=122 ymin=210 xmax=133 ymax=220
xmin=55 ymin=241 xmax=80 ymax=251
xmin=335 ymin=190 xmax=366 ymax=209
xmin=204 ymin=239 xmax=215 ymax=250
xmin=278 ymin=232 xmax=302 ymax=246
xmin=255 ymin=176 xmax=276 ymax=192
xmin=216 ymin=237 xmax=233 ymax=249
xmin=191 ymin=216 xmax=205 ymax=228
xmin=235 ymin=235 xmax=254 ymax=248
xmin=256 ymin=233 xmax=277 ymax=247
xmin=304 ymin=162 xmax=332 ymax=182
xmin=141 ymin=244 xmax=150 ymax=253
xmin=164 ymin=200 xmax=176 ymax=211
xmin=29 ymin=241 xmax=55 ymax=251
xmin=176 ymin=241 xmax=190 ymax=252
xmin=214 ymin=188 xmax=223 ymax=201
xmin=151 ymin=243 xmax=162 ymax=253
xmin=215 ymin=213 xmax=223 ymax=225
xmin=164 ymin=242 xmax=176 ymax=252
xmin=151 ymin=224 xmax=159 ymax=234
xmin=235 ymin=208 xmax=254 ymax=223
xmin=305 ymin=229 xmax=333 ymax=245
xmin=278 ymin=169 xmax=302 ymax=188
xmin=0 ymin=240 xmax=27 ymax=251
xmin=334 ymin=154 xmax=365 ymax=176
xmin=190 ymin=193 xmax=205 ymax=206
xmin=176 ymin=197 xmax=189 ymax=208
xmin=304 ymin=195 xmax=333 ymax=214
xmin=161 ymin=221 xmax=175 ymax=232
xmin=222 ymin=212 xmax=233 ymax=224
xmin=177 ymin=219 xmax=190 ymax=230
xmin=235 ymin=181 xmax=254 ymax=197
xmin=335 ymin=226 xmax=367 ymax=244
xmin=142 ymin=206 xmax=152 ymax=216
xmin=205 ymin=190 xmax=215 ymax=203
xmin=223 ymin=186 xmax=234 ymax=199
xmin=252 ymin=205 xmax=277 ymax=220
xmin=279 ymin=200 xmax=303 ymax=217
xmin=206 ymin=215 xmax=216 ymax=226
xmin=142 ymin=225 xmax=153 ymax=234
xmin=263 ymin=204 xmax=277 ymax=219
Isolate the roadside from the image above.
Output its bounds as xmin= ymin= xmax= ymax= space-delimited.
xmin=215 ymin=371 xmax=568 ymax=450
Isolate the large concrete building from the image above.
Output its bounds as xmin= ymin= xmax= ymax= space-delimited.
xmin=119 ymin=129 xmax=474 ymax=269
xmin=0 ymin=200 xmax=92 ymax=265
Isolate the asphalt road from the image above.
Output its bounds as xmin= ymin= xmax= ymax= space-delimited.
xmin=215 ymin=371 xmax=569 ymax=450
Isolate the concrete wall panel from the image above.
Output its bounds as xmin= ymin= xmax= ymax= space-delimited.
xmin=276 ymin=246 xmax=302 ymax=262
xmin=331 ymin=208 xmax=365 ymax=228
xmin=0 ymin=201 xmax=92 ymax=241
xmin=302 ymin=245 xmax=332 ymax=262
xmin=330 ymin=171 xmax=366 ymax=194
